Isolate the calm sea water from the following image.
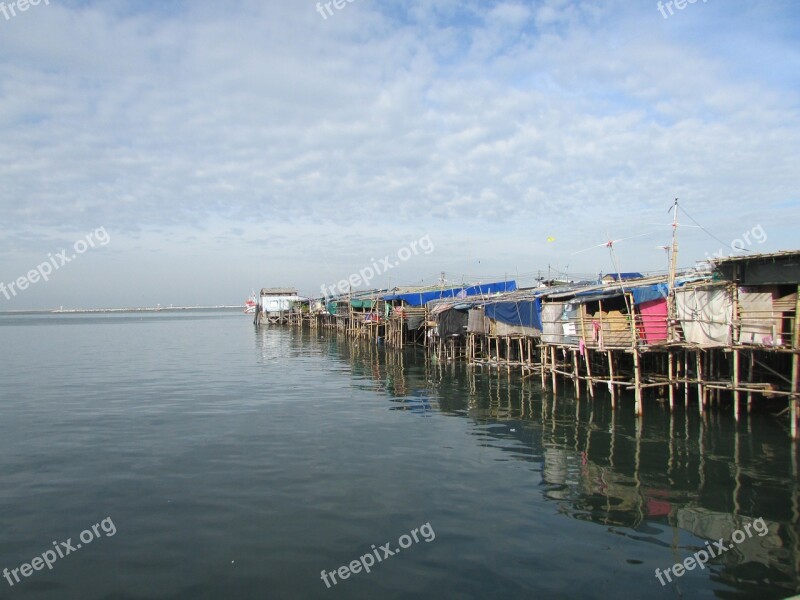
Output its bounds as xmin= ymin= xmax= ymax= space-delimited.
xmin=0 ymin=311 xmax=798 ymax=599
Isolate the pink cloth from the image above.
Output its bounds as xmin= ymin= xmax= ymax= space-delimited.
xmin=638 ymin=299 xmax=668 ymax=343
xmin=592 ymin=320 xmax=604 ymax=350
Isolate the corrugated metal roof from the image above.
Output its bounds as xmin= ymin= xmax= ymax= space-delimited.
xmin=711 ymin=250 xmax=800 ymax=265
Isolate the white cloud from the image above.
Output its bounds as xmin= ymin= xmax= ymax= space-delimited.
xmin=0 ymin=0 xmax=798 ymax=307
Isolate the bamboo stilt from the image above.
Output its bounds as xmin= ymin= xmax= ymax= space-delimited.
xmin=684 ymin=350 xmax=689 ymax=407
xmin=696 ymin=351 xmax=704 ymax=414
xmin=733 ymin=348 xmax=740 ymax=422
xmin=608 ymin=350 xmax=616 ymax=408
xmin=668 ymin=351 xmax=674 ymax=410
xmin=634 ymin=348 xmax=642 ymax=416
xmin=791 ymin=285 xmax=800 ymax=439
xmin=584 ymin=348 xmax=595 ymax=398
xmin=747 ymin=351 xmax=754 ymax=412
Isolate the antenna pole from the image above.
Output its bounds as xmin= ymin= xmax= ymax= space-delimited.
xmin=668 ymin=198 xmax=679 ymax=341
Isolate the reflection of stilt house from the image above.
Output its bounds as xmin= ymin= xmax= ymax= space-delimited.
xmin=297 ymin=324 xmax=799 ymax=595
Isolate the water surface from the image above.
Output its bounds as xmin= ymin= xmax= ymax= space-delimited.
xmin=0 ymin=312 xmax=797 ymax=599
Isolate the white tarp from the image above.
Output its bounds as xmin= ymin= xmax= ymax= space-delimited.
xmin=738 ymin=288 xmax=780 ymax=345
xmin=261 ymin=294 xmax=304 ymax=313
xmin=676 ymin=286 xmax=733 ymax=346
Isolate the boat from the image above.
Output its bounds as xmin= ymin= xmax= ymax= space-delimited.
xmin=244 ymin=291 xmax=258 ymax=314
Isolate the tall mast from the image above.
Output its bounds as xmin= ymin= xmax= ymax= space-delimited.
xmin=668 ymin=198 xmax=679 ymax=340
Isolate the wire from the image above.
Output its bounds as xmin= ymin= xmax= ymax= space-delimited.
xmin=678 ymin=204 xmax=751 ymax=253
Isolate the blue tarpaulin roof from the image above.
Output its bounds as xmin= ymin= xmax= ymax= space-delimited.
xmin=383 ymin=281 xmax=517 ymax=307
xmin=485 ymin=299 xmax=543 ymax=331
xmin=571 ymin=289 xmax=625 ymax=303
xmin=631 ymin=283 xmax=669 ymax=305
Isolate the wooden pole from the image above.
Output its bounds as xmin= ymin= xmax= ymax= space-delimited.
xmin=540 ymin=343 xmax=547 ymax=388
xmin=684 ymin=350 xmax=689 ymax=407
xmin=747 ymin=351 xmax=754 ymax=412
xmin=608 ymin=350 xmax=616 ymax=408
xmin=634 ymin=348 xmax=643 ymax=416
xmin=668 ymin=351 xmax=675 ymax=411
xmin=791 ymin=284 xmax=800 ymax=439
xmin=710 ymin=350 xmax=716 ymax=406
xmin=733 ymin=347 xmax=740 ymax=422
xmin=584 ymin=348 xmax=595 ymax=398
xmin=668 ymin=198 xmax=680 ymax=342
xmin=696 ymin=351 xmax=704 ymax=415
xmin=629 ymin=291 xmax=642 ymax=415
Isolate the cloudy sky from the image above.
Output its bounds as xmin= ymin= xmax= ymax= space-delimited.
xmin=1 ymin=0 xmax=798 ymax=309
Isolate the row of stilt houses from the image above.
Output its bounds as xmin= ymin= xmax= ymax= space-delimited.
xmin=254 ymin=250 xmax=800 ymax=437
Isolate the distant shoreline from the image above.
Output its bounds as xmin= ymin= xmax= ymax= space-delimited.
xmin=0 ymin=306 xmax=244 ymax=315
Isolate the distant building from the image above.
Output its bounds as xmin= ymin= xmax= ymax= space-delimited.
xmin=259 ymin=288 xmax=303 ymax=317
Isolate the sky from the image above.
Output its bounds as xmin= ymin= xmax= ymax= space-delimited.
xmin=0 ymin=0 xmax=798 ymax=309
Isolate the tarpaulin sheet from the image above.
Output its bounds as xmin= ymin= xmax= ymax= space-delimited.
xmin=484 ymin=299 xmax=542 ymax=331
xmin=738 ymin=289 xmax=780 ymax=345
xmin=406 ymin=315 xmax=425 ymax=330
xmin=541 ymin=302 xmax=564 ymax=344
xmin=572 ymin=289 xmax=625 ymax=303
xmin=562 ymin=304 xmax=580 ymax=345
xmin=676 ymin=287 xmax=732 ymax=346
xmin=350 ymin=299 xmax=376 ymax=309
xmin=467 ymin=308 xmax=487 ymax=334
xmin=632 ymin=284 xmax=669 ymax=305
xmin=437 ymin=309 xmax=468 ymax=337
xmin=638 ymin=298 xmax=668 ymax=343
xmin=383 ymin=281 xmax=517 ymax=307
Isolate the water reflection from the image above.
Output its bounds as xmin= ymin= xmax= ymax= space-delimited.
xmin=267 ymin=329 xmax=800 ymax=598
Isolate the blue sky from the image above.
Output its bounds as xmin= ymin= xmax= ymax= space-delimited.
xmin=0 ymin=0 xmax=798 ymax=308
